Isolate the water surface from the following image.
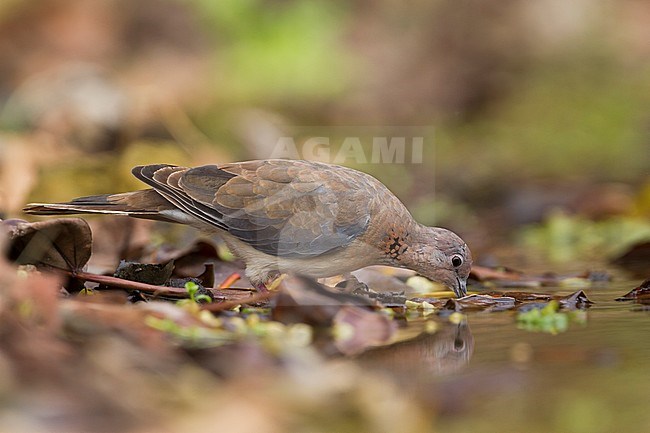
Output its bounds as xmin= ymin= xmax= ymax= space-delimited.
xmin=360 ymin=280 xmax=650 ymax=433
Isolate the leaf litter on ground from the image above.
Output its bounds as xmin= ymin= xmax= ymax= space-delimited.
xmin=0 ymin=213 xmax=629 ymax=432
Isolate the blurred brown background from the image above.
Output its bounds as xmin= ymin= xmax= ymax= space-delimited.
xmin=1 ymin=0 xmax=649 ymax=266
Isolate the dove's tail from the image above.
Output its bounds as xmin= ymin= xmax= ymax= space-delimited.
xmin=23 ymin=190 xmax=173 ymax=221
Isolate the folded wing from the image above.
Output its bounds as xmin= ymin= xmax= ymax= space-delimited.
xmin=134 ymin=160 xmax=373 ymax=258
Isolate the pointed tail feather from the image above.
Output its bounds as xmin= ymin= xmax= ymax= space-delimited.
xmin=24 ymin=194 xmax=129 ymax=215
xmin=23 ymin=190 xmax=173 ymax=220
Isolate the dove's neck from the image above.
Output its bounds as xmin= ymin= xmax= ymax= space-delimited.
xmin=370 ymin=213 xmax=420 ymax=265
xmin=385 ymin=222 xmax=455 ymax=267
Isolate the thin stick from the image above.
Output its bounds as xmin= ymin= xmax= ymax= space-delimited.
xmin=218 ymin=272 xmax=241 ymax=289
xmin=66 ymin=270 xmax=194 ymax=298
xmin=201 ymin=290 xmax=275 ymax=312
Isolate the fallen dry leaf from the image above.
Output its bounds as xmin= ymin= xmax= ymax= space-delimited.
xmin=333 ymin=306 xmax=397 ymax=355
xmin=615 ymin=279 xmax=650 ymax=301
xmin=4 ymin=217 xmax=92 ymax=272
xmin=557 ymin=290 xmax=593 ymax=309
xmin=114 ymin=259 xmax=175 ymax=285
xmin=272 ymin=275 xmax=377 ymax=327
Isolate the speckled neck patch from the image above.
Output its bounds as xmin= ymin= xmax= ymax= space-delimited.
xmin=382 ymin=226 xmax=410 ymax=261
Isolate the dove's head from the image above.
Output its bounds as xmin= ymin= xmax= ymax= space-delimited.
xmin=405 ymin=226 xmax=472 ymax=298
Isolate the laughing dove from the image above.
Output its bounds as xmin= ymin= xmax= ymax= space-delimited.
xmin=24 ymin=160 xmax=472 ymax=296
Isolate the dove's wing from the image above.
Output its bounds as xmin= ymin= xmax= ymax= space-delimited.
xmin=133 ymin=160 xmax=374 ymax=258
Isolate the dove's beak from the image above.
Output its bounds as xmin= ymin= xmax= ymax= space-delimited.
xmin=454 ymin=277 xmax=467 ymax=298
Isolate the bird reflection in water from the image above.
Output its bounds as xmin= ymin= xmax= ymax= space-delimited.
xmin=358 ymin=321 xmax=474 ymax=379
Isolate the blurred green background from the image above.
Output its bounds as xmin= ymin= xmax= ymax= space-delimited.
xmin=0 ymin=0 xmax=649 ymax=264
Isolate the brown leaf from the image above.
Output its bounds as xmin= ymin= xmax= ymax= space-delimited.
xmin=407 ymin=297 xmax=448 ymax=309
xmin=271 ymin=275 xmax=395 ymax=355
xmin=156 ymin=239 xmax=246 ymax=289
xmin=485 ymin=291 xmax=552 ymax=302
xmin=87 ymin=217 xmax=153 ymax=272
xmin=556 ymin=290 xmax=593 ymax=309
xmin=457 ymin=294 xmax=516 ymax=311
xmin=272 ymin=275 xmax=377 ymax=327
xmin=437 ymin=294 xmax=517 ymax=314
xmin=333 ymin=306 xmax=397 ymax=355
xmin=114 ymin=259 xmax=175 ymax=285
xmin=198 ymin=263 xmax=216 ymax=288
xmin=616 ymin=279 xmax=650 ymax=301
xmin=440 ymin=298 xmax=462 ymax=313
xmin=5 ymin=218 xmax=92 ymax=272
xmin=337 ymin=275 xmax=407 ymax=306
xmin=158 ymin=240 xmax=230 ymax=278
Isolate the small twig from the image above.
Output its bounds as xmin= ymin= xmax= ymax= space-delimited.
xmin=201 ymin=290 xmax=276 ymax=312
xmin=58 ymin=269 xmax=270 ymax=307
xmin=218 ymin=272 xmax=241 ymax=289
xmin=64 ymin=270 xmax=191 ymax=298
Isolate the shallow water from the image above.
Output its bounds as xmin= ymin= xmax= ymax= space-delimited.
xmin=359 ymin=280 xmax=650 ymax=433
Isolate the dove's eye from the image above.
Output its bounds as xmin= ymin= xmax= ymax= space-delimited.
xmin=451 ymin=254 xmax=463 ymax=268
